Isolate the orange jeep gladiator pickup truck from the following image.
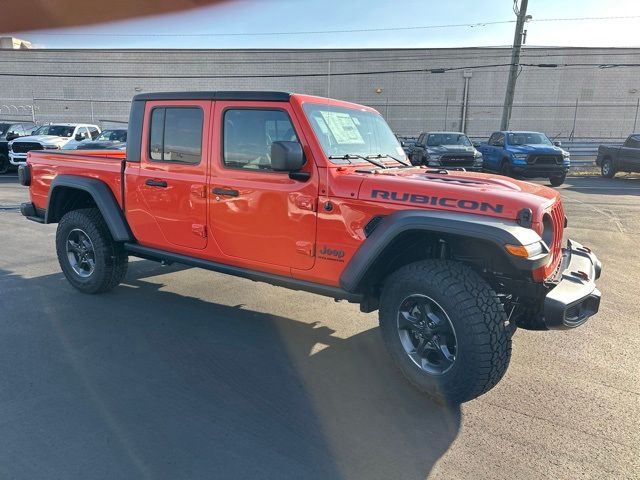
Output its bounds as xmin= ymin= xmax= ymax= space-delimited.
xmin=18 ymin=91 xmax=602 ymax=403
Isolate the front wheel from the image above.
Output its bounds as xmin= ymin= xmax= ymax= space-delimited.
xmin=379 ymin=260 xmax=512 ymax=404
xmin=549 ymin=173 xmax=567 ymax=187
xmin=601 ymin=158 xmax=616 ymax=178
xmin=56 ymin=208 xmax=128 ymax=294
xmin=500 ymin=160 xmax=511 ymax=178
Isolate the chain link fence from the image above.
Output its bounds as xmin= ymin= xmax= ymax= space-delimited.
xmin=368 ymin=99 xmax=640 ymax=140
xmin=2 ymin=96 xmax=637 ymax=164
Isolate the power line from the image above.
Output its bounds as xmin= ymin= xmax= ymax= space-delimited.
xmin=0 ymin=62 xmax=638 ymax=79
xmin=16 ymin=15 xmax=640 ymax=38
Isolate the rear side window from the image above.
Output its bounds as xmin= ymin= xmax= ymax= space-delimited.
xmin=223 ymin=109 xmax=298 ymax=171
xmin=149 ymin=107 xmax=203 ymax=164
xmin=10 ymin=125 xmax=24 ymax=136
xmin=624 ymin=136 xmax=640 ymax=148
xmin=489 ymin=133 xmax=504 ymax=147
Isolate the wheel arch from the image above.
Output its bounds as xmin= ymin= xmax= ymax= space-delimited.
xmin=340 ymin=210 xmax=546 ymax=296
xmin=46 ymin=175 xmax=133 ymax=242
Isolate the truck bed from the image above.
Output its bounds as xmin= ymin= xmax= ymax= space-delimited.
xmin=28 ymin=150 xmax=126 ymax=213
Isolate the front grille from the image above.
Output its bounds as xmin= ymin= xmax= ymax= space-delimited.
xmin=527 ymin=154 xmax=562 ymax=165
xmin=440 ymin=155 xmax=475 ymax=167
xmin=549 ymin=201 xmax=564 ymax=264
xmin=11 ymin=142 xmax=43 ymax=154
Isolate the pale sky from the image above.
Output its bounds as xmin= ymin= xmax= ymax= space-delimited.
xmin=14 ymin=0 xmax=640 ymax=49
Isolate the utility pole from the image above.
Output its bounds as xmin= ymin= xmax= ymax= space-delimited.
xmin=500 ymin=0 xmax=529 ymax=130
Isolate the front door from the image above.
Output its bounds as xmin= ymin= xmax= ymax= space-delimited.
xmin=134 ymin=100 xmax=210 ymax=251
xmin=620 ymin=135 xmax=640 ymax=171
xmin=208 ymin=101 xmax=318 ymax=270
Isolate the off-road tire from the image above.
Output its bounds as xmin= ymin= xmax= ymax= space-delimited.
xmin=601 ymin=158 xmax=616 ymax=178
xmin=0 ymin=154 xmax=9 ymax=174
xmin=549 ymin=173 xmax=566 ymax=187
xmin=379 ymin=260 xmax=512 ymax=404
xmin=56 ymin=208 xmax=128 ymax=294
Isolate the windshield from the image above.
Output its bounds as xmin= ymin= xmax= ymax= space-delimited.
xmin=427 ymin=133 xmax=472 ymax=147
xmin=96 ymin=130 xmax=127 ymax=142
xmin=0 ymin=123 xmax=10 ymax=136
xmin=32 ymin=125 xmax=75 ymax=137
xmin=302 ymin=103 xmax=406 ymax=163
xmin=507 ymin=132 xmax=552 ymax=146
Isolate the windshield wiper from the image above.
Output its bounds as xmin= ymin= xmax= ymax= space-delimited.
xmin=366 ymin=153 xmax=412 ymax=167
xmin=328 ymin=154 xmax=387 ymax=169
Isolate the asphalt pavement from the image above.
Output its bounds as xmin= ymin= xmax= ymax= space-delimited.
xmin=0 ymin=173 xmax=638 ymax=479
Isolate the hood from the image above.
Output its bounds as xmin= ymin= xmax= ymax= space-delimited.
xmin=12 ymin=134 xmax=71 ymax=145
xmin=508 ymin=144 xmax=563 ymax=155
xmin=355 ymin=168 xmax=558 ymax=221
xmin=427 ymin=145 xmax=476 ymax=155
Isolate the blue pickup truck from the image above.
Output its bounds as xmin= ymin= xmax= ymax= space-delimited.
xmin=477 ymin=131 xmax=570 ymax=186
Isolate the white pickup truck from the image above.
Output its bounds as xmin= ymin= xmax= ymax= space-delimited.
xmin=9 ymin=123 xmax=100 ymax=165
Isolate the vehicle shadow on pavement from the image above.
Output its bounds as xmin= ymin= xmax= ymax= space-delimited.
xmin=0 ymin=262 xmax=460 ymax=480
xmin=563 ymin=175 xmax=640 ymax=195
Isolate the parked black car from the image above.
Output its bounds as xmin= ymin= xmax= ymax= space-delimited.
xmin=0 ymin=121 xmax=36 ymax=173
xmin=596 ymin=133 xmax=640 ymax=177
xmin=410 ymin=131 xmax=483 ymax=171
xmin=75 ymin=129 xmax=128 ymax=150
xmin=396 ymin=135 xmax=418 ymax=156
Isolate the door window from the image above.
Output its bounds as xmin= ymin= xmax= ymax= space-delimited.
xmin=222 ymin=109 xmax=298 ymax=171
xmin=149 ymin=107 xmax=203 ymax=164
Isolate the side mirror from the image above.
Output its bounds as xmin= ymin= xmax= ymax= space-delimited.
xmin=74 ymin=133 xmax=85 ymax=141
xmin=553 ymin=141 xmax=562 ymax=147
xmin=5 ymin=132 xmax=18 ymax=141
xmin=271 ymin=141 xmax=305 ymax=172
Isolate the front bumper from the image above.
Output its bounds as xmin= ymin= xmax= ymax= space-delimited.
xmin=512 ymin=165 xmax=569 ymax=178
xmin=9 ymin=153 xmax=27 ymax=165
xmin=543 ymin=239 xmax=602 ymax=329
xmin=433 ymin=164 xmax=483 ymax=172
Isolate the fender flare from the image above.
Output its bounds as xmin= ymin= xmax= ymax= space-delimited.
xmin=45 ymin=175 xmax=133 ymax=242
xmin=339 ymin=209 xmax=548 ymax=293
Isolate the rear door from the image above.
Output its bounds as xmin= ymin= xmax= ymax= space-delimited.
xmin=207 ymin=101 xmax=318 ymax=270
xmin=133 ymin=100 xmax=211 ymax=251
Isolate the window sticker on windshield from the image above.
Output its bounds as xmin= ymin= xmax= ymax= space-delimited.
xmin=319 ymin=111 xmax=365 ymax=145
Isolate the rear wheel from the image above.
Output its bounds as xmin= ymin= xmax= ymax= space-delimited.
xmin=549 ymin=173 xmax=567 ymax=187
xmin=0 ymin=154 xmax=9 ymax=174
xmin=601 ymin=158 xmax=616 ymax=178
xmin=56 ymin=208 xmax=128 ymax=294
xmin=379 ymin=260 xmax=512 ymax=404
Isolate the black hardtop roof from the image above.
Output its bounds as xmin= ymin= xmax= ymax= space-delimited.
xmin=132 ymin=91 xmax=291 ymax=102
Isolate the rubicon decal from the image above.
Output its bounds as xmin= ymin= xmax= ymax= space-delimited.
xmin=371 ymin=190 xmax=504 ymax=213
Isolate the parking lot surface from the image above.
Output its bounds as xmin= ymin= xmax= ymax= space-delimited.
xmin=0 ymin=174 xmax=638 ymax=479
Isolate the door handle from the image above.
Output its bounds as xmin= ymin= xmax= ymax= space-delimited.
xmin=212 ymin=187 xmax=239 ymax=197
xmin=146 ymin=179 xmax=168 ymax=188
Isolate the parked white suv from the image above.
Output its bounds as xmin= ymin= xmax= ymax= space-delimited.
xmin=9 ymin=123 xmax=100 ymax=165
